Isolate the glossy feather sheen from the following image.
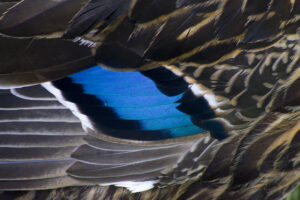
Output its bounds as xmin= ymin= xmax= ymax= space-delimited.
xmin=55 ymin=65 xmax=226 ymax=140
xmin=0 ymin=0 xmax=299 ymax=200
xmin=0 ymin=84 xmax=208 ymax=192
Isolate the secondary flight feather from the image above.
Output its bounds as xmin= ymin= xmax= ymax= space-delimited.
xmin=0 ymin=1 xmax=299 ymax=200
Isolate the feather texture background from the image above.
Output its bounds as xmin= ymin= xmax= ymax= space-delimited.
xmin=0 ymin=0 xmax=299 ymax=199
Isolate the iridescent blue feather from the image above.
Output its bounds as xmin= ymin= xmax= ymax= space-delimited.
xmin=52 ymin=66 xmax=228 ymax=140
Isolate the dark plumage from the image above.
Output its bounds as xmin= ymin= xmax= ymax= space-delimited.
xmin=0 ymin=0 xmax=299 ymax=199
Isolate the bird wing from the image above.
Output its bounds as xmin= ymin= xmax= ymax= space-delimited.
xmin=0 ymin=85 xmax=83 ymax=190
xmin=0 ymin=0 xmax=299 ymax=199
xmin=0 ymin=67 xmax=220 ymax=192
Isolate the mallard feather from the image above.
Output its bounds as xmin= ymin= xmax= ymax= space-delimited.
xmin=0 ymin=0 xmax=299 ymax=199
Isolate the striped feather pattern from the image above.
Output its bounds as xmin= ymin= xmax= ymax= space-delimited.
xmin=0 ymin=84 xmax=212 ymax=193
xmin=173 ymin=36 xmax=300 ymax=133
xmin=0 ymin=86 xmax=84 ymax=190
xmin=44 ymin=66 xmax=227 ymax=140
xmin=0 ymin=0 xmax=299 ymax=200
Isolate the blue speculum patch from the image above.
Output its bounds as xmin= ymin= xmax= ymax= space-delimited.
xmin=53 ymin=65 xmax=228 ymax=140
